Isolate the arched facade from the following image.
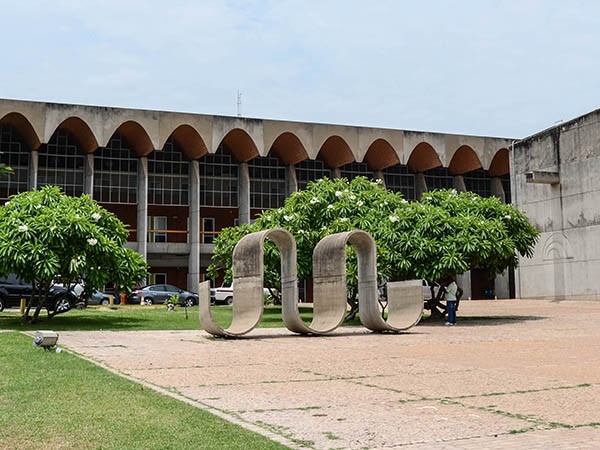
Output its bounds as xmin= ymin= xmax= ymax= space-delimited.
xmin=0 ymin=98 xmax=513 ymax=296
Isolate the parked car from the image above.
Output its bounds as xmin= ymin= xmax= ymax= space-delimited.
xmin=0 ymin=274 xmax=79 ymax=314
xmin=423 ymin=280 xmax=441 ymax=301
xmin=86 ymin=290 xmax=117 ymax=306
xmin=210 ymin=282 xmax=276 ymax=305
xmin=127 ymin=284 xmax=198 ymax=306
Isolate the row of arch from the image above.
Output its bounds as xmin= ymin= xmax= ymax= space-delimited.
xmin=0 ymin=107 xmax=510 ymax=177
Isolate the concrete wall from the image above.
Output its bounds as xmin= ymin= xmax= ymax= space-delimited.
xmin=513 ymin=108 xmax=600 ymax=300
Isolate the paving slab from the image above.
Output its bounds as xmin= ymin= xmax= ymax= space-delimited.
xmin=58 ymin=299 xmax=600 ymax=449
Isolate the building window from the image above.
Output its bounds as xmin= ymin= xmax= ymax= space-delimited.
xmin=148 ymin=216 xmax=167 ymax=243
xmin=340 ymin=162 xmax=372 ymax=181
xmin=384 ymin=165 xmax=415 ymax=201
xmin=464 ymin=169 xmax=491 ymax=197
xmin=297 ymin=160 xmax=331 ymax=191
xmin=94 ymin=133 xmax=137 ymax=204
xmin=148 ymin=140 xmax=189 ymax=206
xmin=38 ymin=130 xmax=85 ymax=196
xmin=202 ymin=217 xmax=215 ymax=244
xmin=0 ymin=124 xmax=29 ymax=199
xmin=199 ymin=150 xmax=238 ymax=207
xmin=424 ymin=167 xmax=453 ymax=191
xmin=249 ymin=156 xmax=286 ymax=210
xmin=150 ymin=273 xmax=167 ymax=284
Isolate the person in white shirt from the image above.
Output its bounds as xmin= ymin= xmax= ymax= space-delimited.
xmin=444 ymin=274 xmax=458 ymax=326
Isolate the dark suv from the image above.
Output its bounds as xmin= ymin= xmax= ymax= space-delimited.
xmin=0 ymin=275 xmax=79 ymax=314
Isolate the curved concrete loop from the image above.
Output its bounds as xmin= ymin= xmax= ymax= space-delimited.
xmin=199 ymin=229 xmax=298 ymax=337
xmin=199 ymin=228 xmax=423 ymax=337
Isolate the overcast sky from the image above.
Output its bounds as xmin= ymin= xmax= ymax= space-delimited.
xmin=1 ymin=1 xmax=599 ymax=139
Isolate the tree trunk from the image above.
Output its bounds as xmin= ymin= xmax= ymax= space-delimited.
xmin=32 ymin=280 xmax=50 ymax=323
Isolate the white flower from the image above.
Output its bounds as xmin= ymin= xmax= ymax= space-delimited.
xmin=401 ymin=199 xmax=408 ymax=204
xmin=357 ymin=200 xmax=364 ymax=206
xmin=343 ymin=189 xmax=349 ymax=193
xmin=50 ymin=225 xmax=56 ymax=232
xmin=451 ymin=189 xmax=457 ymax=194
xmin=504 ymin=214 xmax=511 ymax=220
xmin=18 ymin=224 xmax=28 ymax=232
xmin=349 ymin=195 xmax=356 ymax=200
xmin=327 ymin=204 xmax=334 ymax=210
xmin=4 ymin=201 xmax=9 ymax=206
xmin=35 ymin=205 xmax=42 ymax=209
xmin=389 ymin=215 xmax=398 ymax=223
xmin=92 ymin=213 xmax=101 ymax=222
xmin=375 ymin=178 xmax=383 ymax=184
xmin=310 ymin=197 xmax=320 ymax=204
xmin=335 ymin=191 xmax=343 ymax=197
xmin=340 ymin=217 xmax=349 ymax=222
xmin=87 ymin=238 xmax=98 ymax=246
xmin=284 ymin=215 xmax=294 ymax=222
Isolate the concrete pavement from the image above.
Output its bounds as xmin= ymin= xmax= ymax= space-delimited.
xmin=59 ymin=299 xmax=600 ymax=449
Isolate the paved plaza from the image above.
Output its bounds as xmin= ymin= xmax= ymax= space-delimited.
xmin=59 ymin=300 xmax=600 ymax=449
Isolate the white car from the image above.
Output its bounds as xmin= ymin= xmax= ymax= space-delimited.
xmin=210 ymin=282 xmax=275 ymax=305
xmin=422 ymin=280 xmax=441 ymax=301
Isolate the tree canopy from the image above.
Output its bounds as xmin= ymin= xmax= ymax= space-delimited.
xmin=0 ymin=186 xmax=148 ymax=322
xmin=209 ymin=177 xmax=539 ymax=297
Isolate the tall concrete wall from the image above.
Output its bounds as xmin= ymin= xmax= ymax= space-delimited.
xmin=514 ymin=108 xmax=600 ymax=300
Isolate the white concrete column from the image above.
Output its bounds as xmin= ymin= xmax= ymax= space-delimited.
xmin=374 ymin=170 xmax=385 ymax=187
xmin=137 ymin=156 xmax=148 ymax=262
xmin=331 ymin=167 xmax=341 ymax=179
xmin=29 ymin=149 xmax=38 ymax=190
xmin=453 ymin=175 xmax=466 ymax=192
xmin=188 ymin=160 xmax=200 ymax=292
xmin=84 ymin=153 xmax=94 ymax=197
xmin=491 ymin=176 xmax=509 ymax=296
xmin=415 ymin=172 xmax=427 ymax=200
xmin=285 ymin=164 xmax=298 ymax=197
xmin=238 ymin=162 xmax=250 ymax=224
xmin=457 ymin=272 xmax=472 ymax=300
xmin=490 ymin=177 xmax=506 ymax=203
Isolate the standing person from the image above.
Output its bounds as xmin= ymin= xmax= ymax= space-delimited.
xmin=444 ymin=274 xmax=458 ymax=326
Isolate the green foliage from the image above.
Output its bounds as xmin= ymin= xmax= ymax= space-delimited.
xmin=208 ymin=177 xmax=539 ymax=292
xmin=0 ymin=186 xmax=148 ymax=321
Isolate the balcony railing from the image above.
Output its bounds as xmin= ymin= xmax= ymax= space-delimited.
xmin=128 ymin=229 xmax=221 ymax=244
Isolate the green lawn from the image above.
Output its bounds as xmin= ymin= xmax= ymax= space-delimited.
xmin=0 ymin=331 xmax=290 ymax=450
xmin=0 ymin=304 xmax=362 ymax=332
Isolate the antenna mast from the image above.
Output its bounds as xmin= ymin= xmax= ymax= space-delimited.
xmin=237 ymin=90 xmax=242 ymax=117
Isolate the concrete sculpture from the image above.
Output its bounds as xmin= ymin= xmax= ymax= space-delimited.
xmin=199 ymin=229 xmax=423 ymax=337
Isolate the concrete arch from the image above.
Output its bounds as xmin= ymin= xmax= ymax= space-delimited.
xmin=488 ymin=148 xmax=510 ymax=176
xmin=217 ymin=128 xmax=260 ymax=162
xmin=108 ymin=121 xmax=154 ymax=157
xmin=362 ymin=138 xmax=400 ymax=170
xmin=407 ymin=142 xmax=442 ymax=173
xmin=163 ymin=124 xmax=208 ymax=160
xmin=199 ymin=228 xmax=298 ymax=337
xmin=448 ymin=145 xmax=483 ymax=175
xmin=51 ymin=117 xmax=99 ymax=154
xmin=317 ymin=135 xmax=355 ymax=168
xmin=0 ymin=112 xmax=41 ymax=150
xmin=315 ymin=231 xmax=423 ymax=332
xmin=268 ymin=132 xmax=309 ymax=165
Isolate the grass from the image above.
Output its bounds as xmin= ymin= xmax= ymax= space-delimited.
xmin=0 ymin=304 xmax=362 ymax=332
xmin=0 ymin=331 xmax=290 ymax=450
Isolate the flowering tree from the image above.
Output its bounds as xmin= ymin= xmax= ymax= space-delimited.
xmin=209 ymin=177 xmax=539 ymax=307
xmin=0 ymin=186 xmax=148 ymax=323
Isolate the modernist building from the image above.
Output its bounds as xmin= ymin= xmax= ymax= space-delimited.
xmin=0 ymin=98 xmax=513 ymax=299
xmin=513 ymin=107 xmax=600 ymax=300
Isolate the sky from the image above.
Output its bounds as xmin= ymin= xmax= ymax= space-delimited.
xmin=1 ymin=0 xmax=600 ymax=139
